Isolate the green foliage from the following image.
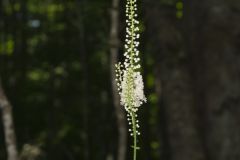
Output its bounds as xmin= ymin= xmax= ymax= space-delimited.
xmin=0 ymin=0 xmax=160 ymax=159
xmin=27 ymin=70 xmax=50 ymax=81
xmin=176 ymin=1 xmax=183 ymax=19
xmin=0 ymin=36 xmax=14 ymax=56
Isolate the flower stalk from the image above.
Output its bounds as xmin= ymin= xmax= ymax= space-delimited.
xmin=115 ymin=0 xmax=146 ymax=159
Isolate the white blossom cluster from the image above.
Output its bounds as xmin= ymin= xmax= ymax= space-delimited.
xmin=120 ymin=71 xmax=146 ymax=111
xmin=115 ymin=0 xmax=146 ymax=136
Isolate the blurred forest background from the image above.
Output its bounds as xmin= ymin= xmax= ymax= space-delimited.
xmin=1 ymin=0 xmax=240 ymax=160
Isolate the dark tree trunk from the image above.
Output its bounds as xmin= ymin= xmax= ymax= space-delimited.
xmin=185 ymin=0 xmax=240 ymax=160
xmin=78 ymin=11 xmax=89 ymax=160
xmin=71 ymin=0 xmax=90 ymax=159
xmin=145 ymin=2 xmax=206 ymax=160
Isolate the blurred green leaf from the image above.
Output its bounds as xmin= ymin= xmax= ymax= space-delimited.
xmin=147 ymin=74 xmax=155 ymax=88
xmin=176 ymin=2 xmax=183 ymax=10
xmin=150 ymin=141 xmax=160 ymax=150
xmin=148 ymin=93 xmax=158 ymax=104
xmin=27 ymin=70 xmax=50 ymax=81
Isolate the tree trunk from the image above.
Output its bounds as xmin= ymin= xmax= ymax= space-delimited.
xmin=109 ymin=0 xmax=127 ymax=159
xmin=78 ymin=6 xmax=90 ymax=160
xmin=145 ymin=2 xmax=206 ymax=160
xmin=0 ymin=80 xmax=18 ymax=160
xmin=72 ymin=0 xmax=90 ymax=158
xmin=185 ymin=0 xmax=240 ymax=159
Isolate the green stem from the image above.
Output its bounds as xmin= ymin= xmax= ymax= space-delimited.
xmin=131 ymin=112 xmax=137 ymax=160
xmin=127 ymin=0 xmax=139 ymax=159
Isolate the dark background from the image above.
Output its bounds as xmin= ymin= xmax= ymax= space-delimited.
xmin=1 ymin=0 xmax=240 ymax=160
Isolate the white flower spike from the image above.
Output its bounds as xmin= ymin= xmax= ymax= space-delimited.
xmin=115 ymin=0 xmax=146 ymax=159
